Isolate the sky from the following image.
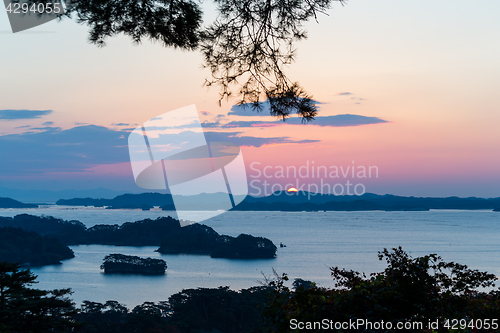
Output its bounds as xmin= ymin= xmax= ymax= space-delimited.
xmin=1 ymin=0 xmax=499 ymax=198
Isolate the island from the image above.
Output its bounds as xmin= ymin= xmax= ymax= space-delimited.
xmin=0 ymin=197 xmax=38 ymax=208
xmin=156 ymin=225 xmax=278 ymax=259
xmin=0 ymin=227 xmax=74 ymax=266
xmin=100 ymin=253 xmax=167 ymax=275
xmin=0 ymin=214 xmax=278 ymax=260
xmin=56 ymin=193 xmax=175 ymax=210
xmin=55 ymin=192 xmax=243 ymax=211
xmin=210 ymin=234 xmax=278 ymax=259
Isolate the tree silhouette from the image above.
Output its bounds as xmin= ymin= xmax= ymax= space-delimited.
xmin=67 ymin=0 xmax=202 ymax=49
xmin=60 ymin=0 xmax=347 ymax=120
xmin=0 ymin=262 xmax=77 ymax=332
xmin=260 ymin=248 xmax=500 ymax=332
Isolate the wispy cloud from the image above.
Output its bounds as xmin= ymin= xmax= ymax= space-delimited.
xmin=335 ymin=92 xmax=353 ymax=96
xmin=203 ymin=131 xmax=319 ymax=147
xmin=146 ymin=130 xmax=319 ymax=149
xmin=142 ymin=119 xmax=222 ymax=132
xmin=222 ymin=114 xmax=388 ymax=128
xmin=0 ymin=125 xmax=129 ymax=174
xmin=0 ymin=124 xmax=317 ymax=175
xmin=0 ymin=109 xmax=52 ymax=120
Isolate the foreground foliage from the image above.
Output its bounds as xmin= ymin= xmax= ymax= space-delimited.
xmin=0 ymin=262 xmax=76 ymax=333
xmin=1 ymin=247 xmax=499 ymax=332
xmin=264 ymin=247 xmax=500 ymax=332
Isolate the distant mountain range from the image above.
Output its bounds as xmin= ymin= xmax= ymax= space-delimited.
xmin=56 ymin=192 xmax=248 ymax=210
xmin=0 ymin=186 xmax=133 ymax=204
xmin=1 ymin=191 xmax=500 ymax=211
xmin=233 ymin=191 xmax=500 ymax=211
xmin=55 ymin=191 xmax=500 ymax=211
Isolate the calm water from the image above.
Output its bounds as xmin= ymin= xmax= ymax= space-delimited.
xmin=1 ymin=207 xmax=499 ymax=308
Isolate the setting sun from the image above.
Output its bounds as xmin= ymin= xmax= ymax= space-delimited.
xmin=287 ymin=187 xmax=298 ymax=192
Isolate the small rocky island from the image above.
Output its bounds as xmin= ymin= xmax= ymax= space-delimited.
xmin=100 ymin=254 xmax=167 ymax=275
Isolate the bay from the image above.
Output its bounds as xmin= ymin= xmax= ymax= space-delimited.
xmin=1 ymin=207 xmax=499 ymax=308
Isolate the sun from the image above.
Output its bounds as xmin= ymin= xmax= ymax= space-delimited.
xmin=287 ymin=187 xmax=298 ymax=193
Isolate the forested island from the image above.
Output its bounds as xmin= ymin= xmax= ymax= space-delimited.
xmin=157 ymin=230 xmax=277 ymax=259
xmin=100 ymin=254 xmax=167 ymax=275
xmin=0 ymin=227 xmax=74 ymax=265
xmin=0 ymin=214 xmax=277 ymax=262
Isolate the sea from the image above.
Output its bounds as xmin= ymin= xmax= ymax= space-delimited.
xmin=0 ymin=206 xmax=499 ymax=309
